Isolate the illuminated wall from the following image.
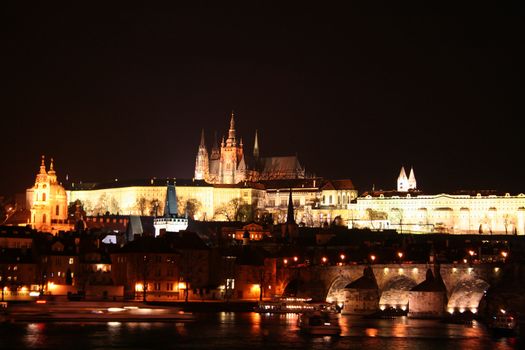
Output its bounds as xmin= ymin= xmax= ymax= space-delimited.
xmin=349 ymin=193 xmax=525 ymax=235
xmin=68 ymin=184 xmax=265 ymax=221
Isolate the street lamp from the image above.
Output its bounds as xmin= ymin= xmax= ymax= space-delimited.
xmin=340 ymin=254 xmax=345 ymax=261
xmin=283 ymin=258 xmax=288 ymax=265
xmin=501 ymin=251 xmax=508 ymax=262
xmin=397 ymin=252 xmax=403 ymax=263
xmin=370 ymin=254 xmax=376 ymax=263
xmin=293 ymin=256 xmax=298 ymax=263
xmin=321 ymin=257 xmax=328 ymax=264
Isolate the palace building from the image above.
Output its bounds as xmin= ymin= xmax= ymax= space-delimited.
xmin=348 ymin=167 xmax=525 ymax=235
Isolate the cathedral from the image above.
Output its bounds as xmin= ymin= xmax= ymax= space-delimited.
xmin=194 ymin=112 xmax=305 ymax=184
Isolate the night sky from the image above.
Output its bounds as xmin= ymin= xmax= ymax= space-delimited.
xmin=3 ymin=4 xmax=523 ymax=196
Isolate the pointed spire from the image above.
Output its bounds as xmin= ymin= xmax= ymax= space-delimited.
xmin=408 ymin=166 xmax=417 ymax=190
xmin=228 ymin=110 xmax=236 ymax=141
xmin=397 ymin=166 xmax=409 ymax=192
xmin=213 ymin=131 xmax=218 ymax=149
xmin=49 ymin=157 xmax=55 ymax=172
xmin=164 ymin=180 xmax=178 ymax=218
xmin=253 ymin=129 xmax=259 ymax=158
xmin=39 ymin=155 xmax=47 ymax=174
xmin=286 ymin=189 xmax=295 ymax=224
xmin=398 ymin=166 xmax=407 ymax=180
xmin=230 ymin=110 xmax=235 ymax=129
xmin=199 ymin=129 xmax=206 ymax=147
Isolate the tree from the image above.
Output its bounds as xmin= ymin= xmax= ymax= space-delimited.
xmin=179 ymin=198 xmax=202 ymax=220
xmin=109 ymin=196 xmax=120 ymax=215
xmin=93 ymin=194 xmax=109 ymax=216
xmin=135 ymin=197 xmax=148 ymax=216
xmin=149 ymin=199 xmax=161 ymax=216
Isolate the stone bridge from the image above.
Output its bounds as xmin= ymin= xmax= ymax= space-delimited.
xmin=278 ymin=263 xmax=502 ymax=312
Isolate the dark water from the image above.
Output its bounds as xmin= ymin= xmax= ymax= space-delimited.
xmin=0 ymin=313 xmax=521 ymax=349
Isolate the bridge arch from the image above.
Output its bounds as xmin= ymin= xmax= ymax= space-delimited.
xmin=446 ymin=277 xmax=489 ymax=314
xmin=325 ymin=276 xmax=355 ymax=306
xmin=379 ymin=275 xmax=418 ymax=310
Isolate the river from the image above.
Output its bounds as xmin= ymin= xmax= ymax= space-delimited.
xmin=0 ymin=312 xmax=521 ymax=349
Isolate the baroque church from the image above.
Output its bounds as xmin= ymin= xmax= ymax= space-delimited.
xmin=194 ymin=112 xmax=305 ymax=184
xmin=26 ymin=156 xmax=71 ymax=233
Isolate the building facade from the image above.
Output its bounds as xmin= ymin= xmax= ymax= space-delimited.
xmin=26 ymin=156 xmax=71 ymax=234
xmin=348 ymin=167 xmax=525 ymax=235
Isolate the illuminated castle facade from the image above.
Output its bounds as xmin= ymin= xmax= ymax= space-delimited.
xmin=26 ymin=156 xmax=71 ymax=233
xmin=195 ymin=112 xmax=305 ymax=184
xmin=348 ymin=167 xmax=525 ymax=235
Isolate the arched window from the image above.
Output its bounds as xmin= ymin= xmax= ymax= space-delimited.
xmin=43 ymin=214 xmax=46 ymax=223
xmin=56 ymin=205 xmax=60 ymax=216
xmin=42 ymin=193 xmax=46 ymax=202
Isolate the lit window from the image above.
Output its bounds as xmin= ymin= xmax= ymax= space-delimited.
xmin=69 ymin=258 xmax=74 ymax=265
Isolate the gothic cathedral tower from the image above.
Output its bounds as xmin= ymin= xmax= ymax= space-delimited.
xmin=194 ymin=129 xmax=209 ymax=180
xmin=218 ymin=111 xmax=244 ymax=184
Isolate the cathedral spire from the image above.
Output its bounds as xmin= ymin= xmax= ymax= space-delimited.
xmin=199 ymin=129 xmax=206 ymax=147
xmin=253 ymin=129 xmax=259 ymax=158
xmin=228 ymin=110 xmax=236 ymax=142
xmin=39 ymin=155 xmax=47 ymax=174
xmin=408 ymin=166 xmax=417 ymax=190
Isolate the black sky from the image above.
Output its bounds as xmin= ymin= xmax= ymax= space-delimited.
xmin=2 ymin=3 xmax=523 ymax=196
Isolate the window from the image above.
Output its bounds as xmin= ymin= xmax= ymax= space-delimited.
xmin=167 ymin=283 xmax=174 ymax=291
xmin=56 ymin=205 xmax=60 ymax=216
xmin=42 ymin=214 xmax=46 ymax=223
xmin=69 ymin=258 xmax=74 ymax=265
xmin=42 ymin=193 xmax=46 ymax=202
xmin=154 ymin=283 xmax=161 ymax=291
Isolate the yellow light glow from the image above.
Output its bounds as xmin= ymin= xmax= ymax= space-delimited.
xmin=178 ymin=282 xmax=187 ymax=290
xmin=251 ymin=284 xmax=261 ymax=294
xmin=47 ymin=282 xmax=55 ymax=290
xmin=135 ymin=283 xmax=143 ymax=292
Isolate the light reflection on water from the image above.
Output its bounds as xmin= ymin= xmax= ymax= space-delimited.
xmin=0 ymin=313 xmax=521 ymax=349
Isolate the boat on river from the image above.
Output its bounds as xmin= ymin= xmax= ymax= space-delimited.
xmin=297 ymin=309 xmax=341 ymax=336
xmin=488 ymin=309 xmax=518 ymax=336
xmin=3 ymin=301 xmax=195 ymax=323
xmin=254 ymin=297 xmax=326 ymax=314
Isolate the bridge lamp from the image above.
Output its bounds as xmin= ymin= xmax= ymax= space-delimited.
xmin=283 ymin=259 xmax=288 ymax=265
xmin=370 ymin=255 xmax=376 ymax=263
xmin=293 ymin=256 xmax=298 ymax=262
xmin=321 ymin=257 xmax=328 ymax=264
xmin=501 ymin=251 xmax=508 ymax=258
xmin=340 ymin=254 xmax=345 ymax=260
xmin=397 ymin=252 xmax=403 ymax=259
xmin=468 ymin=250 xmax=475 ymax=257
